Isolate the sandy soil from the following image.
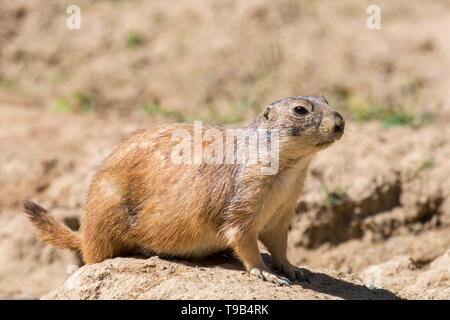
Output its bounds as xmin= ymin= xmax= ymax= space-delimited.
xmin=0 ymin=103 xmax=448 ymax=299
xmin=0 ymin=0 xmax=448 ymax=299
xmin=42 ymin=256 xmax=400 ymax=300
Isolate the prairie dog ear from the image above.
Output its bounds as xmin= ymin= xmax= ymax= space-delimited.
xmin=262 ymin=106 xmax=274 ymax=121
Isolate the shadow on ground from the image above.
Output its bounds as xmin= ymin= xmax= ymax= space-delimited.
xmin=152 ymin=252 xmax=401 ymax=300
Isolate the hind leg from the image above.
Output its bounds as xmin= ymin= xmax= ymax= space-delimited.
xmin=81 ymin=233 xmax=129 ymax=264
xmin=80 ymin=207 xmax=132 ymax=264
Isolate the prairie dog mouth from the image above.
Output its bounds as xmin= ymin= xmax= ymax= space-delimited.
xmin=334 ymin=129 xmax=344 ymax=140
xmin=316 ymin=140 xmax=335 ymax=147
xmin=316 ymin=131 xmax=343 ymax=147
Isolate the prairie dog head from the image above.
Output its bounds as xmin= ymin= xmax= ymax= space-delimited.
xmin=254 ymin=95 xmax=345 ymax=159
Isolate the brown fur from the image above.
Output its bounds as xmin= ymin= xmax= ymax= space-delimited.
xmin=24 ymin=96 xmax=344 ymax=285
xmin=24 ymin=201 xmax=81 ymax=251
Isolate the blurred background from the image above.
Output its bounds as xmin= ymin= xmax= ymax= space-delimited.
xmin=0 ymin=0 xmax=449 ymax=299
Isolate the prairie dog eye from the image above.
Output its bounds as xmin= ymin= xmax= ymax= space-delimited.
xmin=293 ymin=106 xmax=308 ymax=115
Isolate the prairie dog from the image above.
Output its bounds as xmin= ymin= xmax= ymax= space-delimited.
xmin=24 ymin=96 xmax=344 ymax=286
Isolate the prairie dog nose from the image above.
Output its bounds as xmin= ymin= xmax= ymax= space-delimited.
xmin=333 ymin=111 xmax=345 ymax=132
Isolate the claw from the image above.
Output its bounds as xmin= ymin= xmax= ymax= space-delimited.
xmin=280 ymin=277 xmax=291 ymax=287
xmin=273 ymin=262 xmax=309 ymax=284
xmin=250 ymin=268 xmax=292 ymax=287
xmin=282 ymin=280 xmax=291 ymax=287
xmin=276 ymin=274 xmax=291 ymax=287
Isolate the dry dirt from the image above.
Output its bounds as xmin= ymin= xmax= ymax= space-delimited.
xmin=42 ymin=256 xmax=400 ymax=300
xmin=0 ymin=0 xmax=449 ymax=299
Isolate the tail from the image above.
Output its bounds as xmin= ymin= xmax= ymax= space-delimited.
xmin=24 ymin=201 xmax=81 ymax=251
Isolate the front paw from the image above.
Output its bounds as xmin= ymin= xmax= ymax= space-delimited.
xmin=250 ymin=267 xmax=291 ymax=287
xmin=272 ymin=262 xmax=310 ymax=283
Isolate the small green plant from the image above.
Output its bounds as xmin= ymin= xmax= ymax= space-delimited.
xmin=48 ymin=92 xmax=97 ymax=114
xmin=0 ymin=77 xmax=19 ymax=91
xmin=126 ymin=31 xmax=143 ymax=49
xmin=48 ymin=97 xmax=71 ymax=114
xmin=51 ymin=73 xmax=65 ymax=85
xmin=222 ymin=100 xmax=247 ymax=125
xmin=413 ymin=156 xmax=435 ymax=178
xmin=142 ymin=103 xmax=188 ymax=122
xmin=347 ymin=99 xmax=432 ymax=129
xmin=152 ymin=12 xmax=165 ymax=24
xmin=201 ymin=100 xmax=248 ymax=126
xmin=321 ymin=185 xmax=349 ymax=207
xmin=75 ymin=91 xmax=96 ymax=113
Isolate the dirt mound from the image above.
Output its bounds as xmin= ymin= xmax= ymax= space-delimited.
xmin=42 ymin=256 xmax=399 ymax=300
xmin=1 ymin=0 xmax=449 ymax=300
xmin=361 ymin=250 xmax=450 ymax=299
xmin=1 ymin=104 xmax=449 ymax=299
